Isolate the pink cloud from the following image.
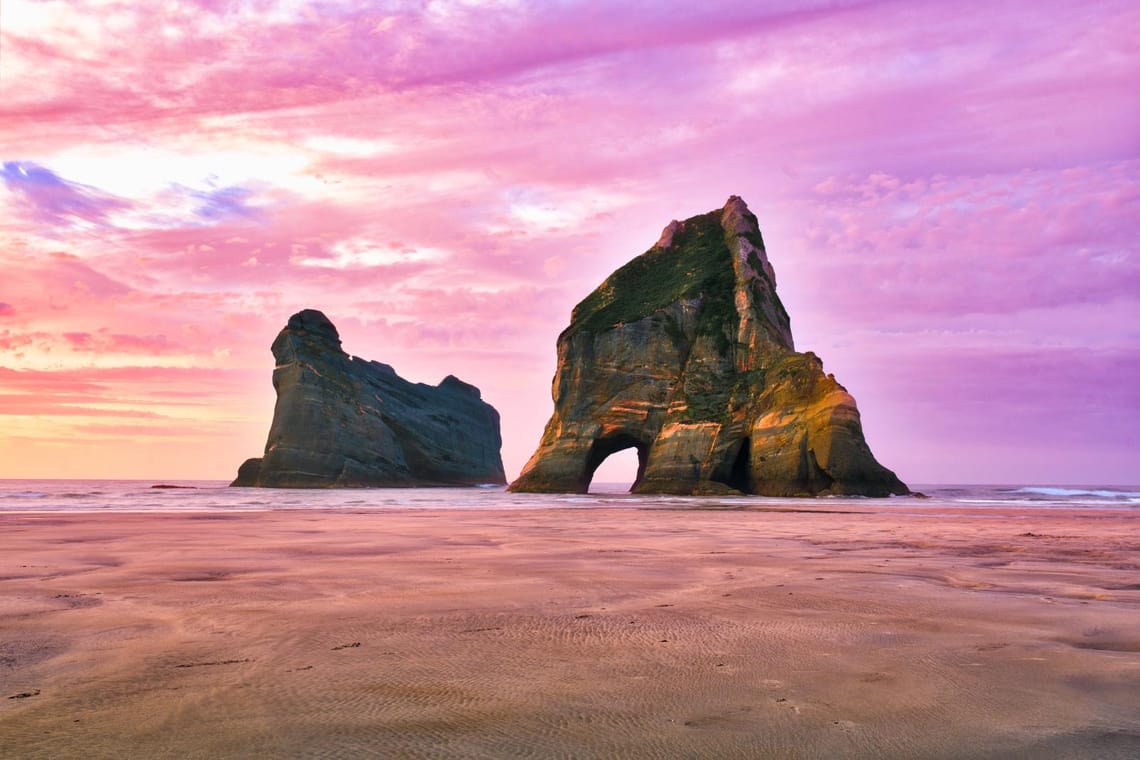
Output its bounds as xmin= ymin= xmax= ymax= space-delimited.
xmin=0 ymin=397 xmax=167 ymax=418
xmin=61 ymin=331 xmax=173 ymax=354
xmin=0 ymin=0 xmax=1136 ymax=482
xmin=1 ymin=251 xmax=132 ymax=309
xmin=0 ymin=365 xmax=261 ymax=401
xmin=1 ymin=1 xmax=876 ymax=129
xmin=772 ymin=160 xmax=1140 ymax=329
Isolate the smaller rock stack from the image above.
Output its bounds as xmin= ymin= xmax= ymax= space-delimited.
xmin=232 ymin=309 xmax=506 ymax=488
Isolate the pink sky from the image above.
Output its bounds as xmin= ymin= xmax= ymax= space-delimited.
xmin=1 ymin=0 xmax=1137 ymax=485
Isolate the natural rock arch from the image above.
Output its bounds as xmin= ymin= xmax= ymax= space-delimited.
xmin=584 ymin=434 xmax=650 ymax=492
xmin=509 ymin=196 xmax=907 ymax=497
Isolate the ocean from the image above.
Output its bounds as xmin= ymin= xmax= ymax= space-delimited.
xmin=1 ymin=479 xmax=1137 ymax=514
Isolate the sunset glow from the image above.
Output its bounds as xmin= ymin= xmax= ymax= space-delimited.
xmin=1 ymin=0 xmax=1137 ymax=483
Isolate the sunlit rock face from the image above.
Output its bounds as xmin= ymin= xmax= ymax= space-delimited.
xmin=232 ymin=309 xmax=506 ymax=488
xmin=509 ymin=196 xmax=907 ymax=497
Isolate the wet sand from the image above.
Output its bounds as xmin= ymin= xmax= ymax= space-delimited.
xmin=1 ymin=503 xmax=1138 ymax=759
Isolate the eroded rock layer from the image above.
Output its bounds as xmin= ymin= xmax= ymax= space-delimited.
xmin=509 ymin=196 xmax=907 ymax=497
xmin=233 ymin=310 xmax=506 ymax=488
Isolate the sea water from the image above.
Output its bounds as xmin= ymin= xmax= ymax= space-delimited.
xmin=0 ymin=479 xmax=1137 ymax=514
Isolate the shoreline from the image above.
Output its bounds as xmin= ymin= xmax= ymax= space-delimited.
xmin=2 ymin=504 xmax=1138 ymax=758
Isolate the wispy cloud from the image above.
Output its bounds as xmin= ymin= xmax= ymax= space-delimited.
xmin=0 ymin=0 xmax=1136 ymax=481
xmin=1 ymin=161 xmax=130 ymax=227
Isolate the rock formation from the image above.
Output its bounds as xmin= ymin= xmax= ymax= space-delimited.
xmin=509 ymin=196 xmax=907 ymax=497
xmin=232 ymin=310 xmax=506 ymax=488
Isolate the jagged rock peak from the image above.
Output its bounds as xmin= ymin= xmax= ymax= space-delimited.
xmin=439 ymin=374 xmax=482 ymax=398
xmin=285 ymin=308 xmax=341 ymax=349
xmin=566 ymin=195 xmax=793 ymax=357
xmin=233 ymin=310 xmax=506 ymax=489
xmin=510 ymin=197 xmax=907 ymax=498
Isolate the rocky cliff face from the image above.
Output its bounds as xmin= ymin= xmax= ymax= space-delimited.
xmin=232 ymin=310 xmax=506 ymax=488
xmin=509 ymin=196 xmax=907 ymax=497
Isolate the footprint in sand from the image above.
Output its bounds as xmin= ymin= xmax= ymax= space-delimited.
xmin=773 ymin=697 xmax=800 ymax=714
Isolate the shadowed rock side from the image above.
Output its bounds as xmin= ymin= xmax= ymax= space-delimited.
xmin=510 ymin=196 xmax=907 ymax=497
xmin=232 ymin=310 xmax=506 ymax=488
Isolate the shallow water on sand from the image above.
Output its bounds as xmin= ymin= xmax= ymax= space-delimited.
xmin=1 ymin=479 xmax=1137 ymax=514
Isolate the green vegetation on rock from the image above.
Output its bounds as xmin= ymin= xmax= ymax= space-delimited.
xmin=567 ymin=211 xmax=736 ymax=337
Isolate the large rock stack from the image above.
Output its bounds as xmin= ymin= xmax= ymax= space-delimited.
xmin=510 ymin=196 xmax=907 ymax=497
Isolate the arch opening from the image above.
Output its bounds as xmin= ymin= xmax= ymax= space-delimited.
xmin=584 ymin=434 xmax=648 ymax=493
xmin=719 ymin=437 xmax=752 ymax=493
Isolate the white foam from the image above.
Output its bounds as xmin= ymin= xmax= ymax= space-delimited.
xmin=1013 ymin=486 xmax=1140 ymax=499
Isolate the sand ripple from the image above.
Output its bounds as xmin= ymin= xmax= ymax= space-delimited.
xmin=1 ymin=506 xmax=1138 ymax=758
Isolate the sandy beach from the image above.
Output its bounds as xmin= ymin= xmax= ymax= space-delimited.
xmin=1 ymin=502 xmax=1138 ymax=759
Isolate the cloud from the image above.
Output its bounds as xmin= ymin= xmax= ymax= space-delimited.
xmin=4 ymin=251 xmax=133 ymax=304
xmin=184 ymin=184 xmax=260 ymax=222
xmin=61 ymin=331 xmax=173 ymax=354
xmin=770 ymin=160 xmax=1140 ymax=336
xmin=0 ymin=396 xmax=167 ymax=419
xmin=0 ymin=0 xmax=1137 ymax=481
xmin=0 ymin=365 xmax=265 ymax=417
xmin=1 ymin=160 xmax=129 ymax=227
